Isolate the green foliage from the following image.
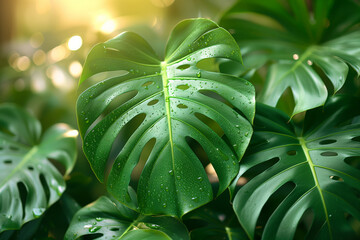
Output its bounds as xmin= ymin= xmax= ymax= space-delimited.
xmin=220 ymin=0 xmax=360 ymax=116
xmin=0 ymin=104 xmax=77 ymax=232
xmin=65 ymin=195 xmax=189 ymax=240
xmin=232 ymin=96 xmax=360 ymax=239
xmin=76 ymin=18 xmax=255 ymax=217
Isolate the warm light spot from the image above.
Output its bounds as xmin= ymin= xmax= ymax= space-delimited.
xmin=33 ymin=50 xmax=46 ymax=65
xmin=64 ymin=130 xmax=79 ymax=138
xmin=69 ymin=61 xmax=83 ymax=77
xmin=30 ymin=32 xmax=44 ymax=48
xmin=48 ymin=45 xmax=69 ymax=62
xmin=100 ymin=20 xmax=116 ymax=34
xmin=67 ymin=35 xmax=83 ymax=51
xmin=293 ymin=54 xmax=299 ymax=60
xmin=307 ymin=60 xmax=313 ymax=65
xmin=8 ymin=53 xmax=20 ymax=69
xmin=31 ymin=77 xmax=47 ymax=92
xmin=17 ymin=56 xmax=31 ymax=71
xmin=47 ymin=66 xmax=75 ymax=92
xmin=150 ymin=0 xmax=175 ymax=8
xmin=236 ymin=177 xmax=248 ymax=186
xmin=206 ymin=163 xmax=219 ymax=183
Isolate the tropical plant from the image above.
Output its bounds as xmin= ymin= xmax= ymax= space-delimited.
xmin=1 ymin=0 xmax=360 ymax=239
xmin=0 ymin=104 xmax=77 ymax=233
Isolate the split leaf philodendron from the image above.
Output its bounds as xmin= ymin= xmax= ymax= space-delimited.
xmin=65 ymin=195 xmax=189 ymax=240
xmin=76 ymin=18 xmax=255 ymax=218
xmin=231 ymin=96 xmax=360 ymax=239
xmin=220 ymin=0 xmax=360 ymax=116
xmin=0 ymin=104 xmax=77 ymax=232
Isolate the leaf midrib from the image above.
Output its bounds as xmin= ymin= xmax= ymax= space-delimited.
xmin=0 ymin=146 xmax=38 ymax=188
xmin=298 ymin=137 xmax=332 ymax=239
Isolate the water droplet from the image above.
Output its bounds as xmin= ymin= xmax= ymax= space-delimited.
xmin=233 ymin=144 xmax=237 ymax=147
xmin=89 ymin=226 xmax=101 ymax=233
xmin=176 ymin=176 xmax=181 ymax=180
xmin=168 ymin=170 xmax=174 ymax=175
xmin=160 ymin=184 xmax=164 ymax=189
xmin=95 ymin=217 xmax=103 ymax=222
xmin=84 ymin=224 xmax=92 ymax=229
xmin=196 ymin=71 xmax=201 ymax=78
xmin=197 ymin=176 xmax=203 ymax=182
xmin=191 ymin=197 xmax=198 ymax=202
xmin=199 ymin=187 xmax=203 ymax=191
xmin=85 ymin=118 xmax=89 ymax=124
xmin=187 ymin=57 xmax=191 ymax=61
xmin=151 ymin=224 xmax=160 ymax=229
xmin=245 ymin=132 xmax=249 ymax=137
xmin=162 ymin=203 xmax=167 ymax=208
xmin=231 ymin=97 xmax=235 ymax=100
xmin=32 ymin=208 xmax=45 ymax=218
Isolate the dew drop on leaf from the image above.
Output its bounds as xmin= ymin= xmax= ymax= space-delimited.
xmin=95 ymin=217 xmax=103 ymax=222
xmin=32 ymin=208 xmax=45 ymax=218
xmin=89 ymin=226 xmax=101 ymax=233
xmin=196 ymin=71 xmax=201 ymax=78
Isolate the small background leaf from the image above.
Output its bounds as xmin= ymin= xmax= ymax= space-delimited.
xmin=0 ymin=104 xmax=77 ymax=232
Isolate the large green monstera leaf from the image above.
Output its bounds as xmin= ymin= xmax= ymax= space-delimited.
xmin=232 ymin=96 xmax=360 ymax=239
xmin=65 ymin=195 xmax=189 ymax=240
xmin=0 ymin=104 xmax=77 ymax=232
xmin=220 ymin=0 xmax=360 ymax=116
xmin=77 ymin=18 xmax=255 ymax=217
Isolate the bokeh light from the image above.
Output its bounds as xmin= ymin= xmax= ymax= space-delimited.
xmin=67 ymin=35 xmax=83 ymax=51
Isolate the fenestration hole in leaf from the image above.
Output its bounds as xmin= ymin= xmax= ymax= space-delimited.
xmin=185 ymin=136 xmax=209 ymax=167
xmin=321 ymin=152 xmax=338 ymax=156
xmin=352 ymin=136 xmax=360 ymax=142
xmin=177 ymin=104 xmax=188 ymax=109
xmin=194 ymin=112 xmax=224 ymax=137
xmin=82 ymin=233 xmax=103 ymax=240
xmin=142 ymin=81 xmax=154 ymax=87
xmin=176 ymin=64 xmax=191 ymax=70
xmin=39 ymin=173 xmax=51 ymax=203
xmin=286 ymin=150 xmax=297 ymax=156
xmin=344 ymin=156 xmax=360 ymax=168
xmin=107 ymin=113 xmax=146 ymax=175
xmin=294 ymin=208 xmax=314 ymax=237
xmin=330 ymin=175 xmax=344 ymax=182
xmin=147 ymin=99 xmax=159 ymax=106
xmin=110 ymin=227 xmax=120 ymax=231
xmin=4 ymin=159 xmax=12 ymax=164
xmin=17 ymin=182 xmax=27 ymax=219
xmin=319 ymin=139 xmax=337 ymax=145
xmin=131 ymin=138 xmax=156 ymax=180
xmin=198 ymin=90 xmax=233 ymax=108
xmin=177 ymin=84 xmax=190 ymax=90
xmin=256 ymin=181 xmax=296 ymax=231
xmin=242 ymin=157 xmax=280 ymax=179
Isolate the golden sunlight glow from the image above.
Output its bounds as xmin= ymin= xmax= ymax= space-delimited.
xmin=69 ymin=61 xmax=83 ymax=77
xmin=64 ymin=129 xmax=79 ymax=138
xmin=48 ymin=45 xmax=70 ymax=63
xmin=30 ymin=32 xmax=44 ymax=48
xmin=100 ymin=19 xmax=116 ymax=34
xmin=150 ymin=0 xmax=175 ymax=8
xmin=17 ymin=56 xmax=31 ymax=71
xmin=67 ymin=35 xmax=83 ymax=51
xmin=33 ymin=50 xmax=46 ymax=66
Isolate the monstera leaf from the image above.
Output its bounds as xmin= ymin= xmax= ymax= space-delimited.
xmin=220 ymin=0 xmax=360 ymax=116
xmin=183 ymin=190 xmax=248 ymax=240
xmin=0 ymin=104 xmax=77 ymax=232
xmin=77 ymin=18 xmax=255 ymax=217
xmin=232 ymin=96 xmax=360 ymax=239
xmin=65 ymin=195 xmax=189 ymax=240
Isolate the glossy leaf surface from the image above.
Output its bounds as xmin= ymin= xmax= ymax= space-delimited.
xmin=77 ymin=18 xmax=255 ymax=217
xmin=232 ymin=96 xmax=360 ymax=239
xmin=220 ymin=0 xmax=360 ymax=116
xmin=65 ymin=196 xmax=189 ymax=240
xmin=0 ymin=104 xmax=77 ymax=232
xmin=183 ymin=189 xmax=248 ymax=240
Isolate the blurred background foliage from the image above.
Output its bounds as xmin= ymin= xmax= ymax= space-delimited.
xmin=0 ymin=0 xmax=235 ymax=225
